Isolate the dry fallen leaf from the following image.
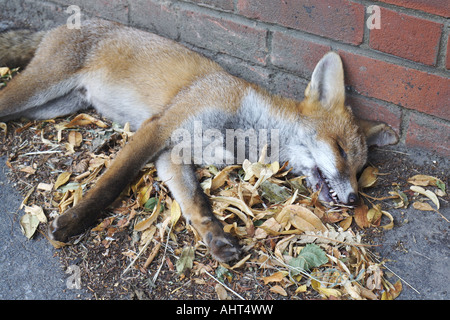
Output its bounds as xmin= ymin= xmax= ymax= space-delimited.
xmin=382 ymin=279 xmax=402 ymax=300
xmin=68 ymin=131 xmax=83 ymax=148
xmin=24 ymin=205 xmax=47 ymax=223
xmin=295 ymin=285 xmax=307 ymax=294
xmin=134 ymin=202 xmax=161 ymax=232
xmin=0 ymin=67 xmax=10 ymax=76
xmin=261 ymin=271 xmax=288 ymax=285
xmin=311 ymin=279 xmax=342 ymax=298
xmin=20 ymin=166 xmax=36 ymax=175
xmin=215 ymin=283 xmax=231 ymax=300
xmin=413 ymin=201 xmax=435 ymax=212
xmin=211 ymin=166 xmax=239 ymax=191
xmin=389 ymin=190 xmax=409 ymax=209
xmin=37 ymin=183 xmax=53 ymax=192
xmin=410 ymin=186 xmax=440 ymax=210
xmin=0 ymin=122 xmax=7 ymax=135
xmin=367 ymin=205 xmax=382 ymax=225
xmin=380 ymin=210 xmax=394 ymax=230
xmin=54 ymin=172 xmax=72 ymax=190
xmin=255 ymin=217 xmax=282 ymax=239
xmin=56 ymin=113 xmax=108 ymax=130
xmin=407 ymin=175 xmax=439 ymax=187
xmin=269 ymin=285 xmax=287 ymax=296
xmin=358 ymin=166 xmax=379 ymax=188
xmin=339 ymin=216 xmax=353 ymax=230
xmin=354 ymin=204 xmax=370 ymax=229
xmin=20 ymin=205 xmax=47 ymax=239
xmin=170 ymin=200 xmax=182 ymax=226
xmin=20 ymin=214 xmax=40 ymax=239
xmin=230 ymin=253 xmax=251 ymax=270
xmin=277 ymin=204 xmax=327 ymax=232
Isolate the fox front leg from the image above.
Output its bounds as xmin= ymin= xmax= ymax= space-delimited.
xmin=155 ymin=150 xmax=241 ymax=262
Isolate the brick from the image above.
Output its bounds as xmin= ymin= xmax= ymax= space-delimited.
xmin=215 ymin=54 xmax=272 ymax=89
xmin=406 ymin=113 xmax=450 ymax=158
xmin=130 ymin=0 xmax=179 ymax=39
xmin=183 ymin=0 xmax=234 ymax=11
xmin=270 ymin=32 xmax=331 ymax=78
xmin=271 ymin=72 xmax=309 ymax=101
xmin=369 ymin=8 xmax=442 ymax=66
xmin=338 ymin=50 xmax=450 ymax=121
xmin=179 ymin=10 xmax=268 ymax=65
xmin=375 ymin=0 xmax=450 ymax=18
xmin=237 ymin=0 xmax=365 ymax=45
xmin=51 ymin=0 xmax=129 ymax=23
xmin=346 ymin=94 xmax=402 ymax=134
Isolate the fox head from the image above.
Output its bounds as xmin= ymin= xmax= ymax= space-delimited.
xmin=295 ymin=52 xmax=398 ymax=205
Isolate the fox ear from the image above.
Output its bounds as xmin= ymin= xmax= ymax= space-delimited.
xmin=306 ymin=52 xmax=345 ymax=110
xmin=357 ymin=118 xmax=399 ymax=147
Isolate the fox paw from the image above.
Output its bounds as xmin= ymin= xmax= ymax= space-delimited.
xmin=206 ymin=232 xmax=241 ymax=262
xmin=48 ymin=208 xmax=85 ymax=243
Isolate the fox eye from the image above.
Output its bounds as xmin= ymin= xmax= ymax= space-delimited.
xmin=337 ymin=143 xmax=347 ymax=159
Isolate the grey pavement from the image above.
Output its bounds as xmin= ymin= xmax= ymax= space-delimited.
xmin=0 ymin=156 xmax=89 ymax=300
xmin=379 ymin=209 xmax=449 ymax=300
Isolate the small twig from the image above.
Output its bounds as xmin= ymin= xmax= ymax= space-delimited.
xmin=203 ymin=270 xmax=246 ymax=300
xmin=370 ymin=254 xmax=421 ymax=295
xmin=19 ymin=150 xmax=62 ymax=157
xmin=143 ymin=241 xmax=161 ymax=269
xmin=152 ymin=219 xmax=174 ymax=284
xmin=434 ymin=210 xmax=449 ymax=223
xmin=121 ymin=237 xmax=152 ymax=276
xmin=298 ymin=233 xmax=380 ymax=248
xmin=374 ymin=147 xmax=410 ymax=156
xmin=383 ymin=264 xmax=420 ymax=295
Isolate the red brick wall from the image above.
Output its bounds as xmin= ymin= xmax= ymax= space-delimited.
xmin=4 ymin=0 xmax=449 ymax=157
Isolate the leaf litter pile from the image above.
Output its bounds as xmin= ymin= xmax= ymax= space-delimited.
xmin=1 ymin=67 xmax=448 ymax=300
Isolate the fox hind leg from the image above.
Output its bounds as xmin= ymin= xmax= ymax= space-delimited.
xmin=0 ymin=66 xmax=85 ymax=122
xmin=48 ymin=117 xmax=167 ymax=242
xmin=0 ymin=88 xmax=89 ymax=122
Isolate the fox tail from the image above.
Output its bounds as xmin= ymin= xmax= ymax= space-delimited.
xmin=0 ymin=29 xmax=45 ymax=68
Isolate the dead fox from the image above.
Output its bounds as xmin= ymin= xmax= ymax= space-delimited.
xmin=0 ymin=19 xmax=397 ymax=262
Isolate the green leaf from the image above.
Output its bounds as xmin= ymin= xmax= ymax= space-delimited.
xmin=288 ymin=244 xmax=328 ymax=276
xmin=288 ymin=177 xmax=309 ymax=194
xmin=436 ymin=179 xmax=446 ymax=193
xmin=144 ymin=197 xmax=164 ymax=212
xmin=176 ymin=246 xmax=195 ymax=274
xmin=144 ymin=197 xmax=158 ymax=211
xmin=215 ymin=265 xmax=233 ymax=283
xmin=259 ymin=180 xmax=291 ymax=203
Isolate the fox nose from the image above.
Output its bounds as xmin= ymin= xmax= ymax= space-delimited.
xmin=347 ymin=193 xmax=358 ymax=205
